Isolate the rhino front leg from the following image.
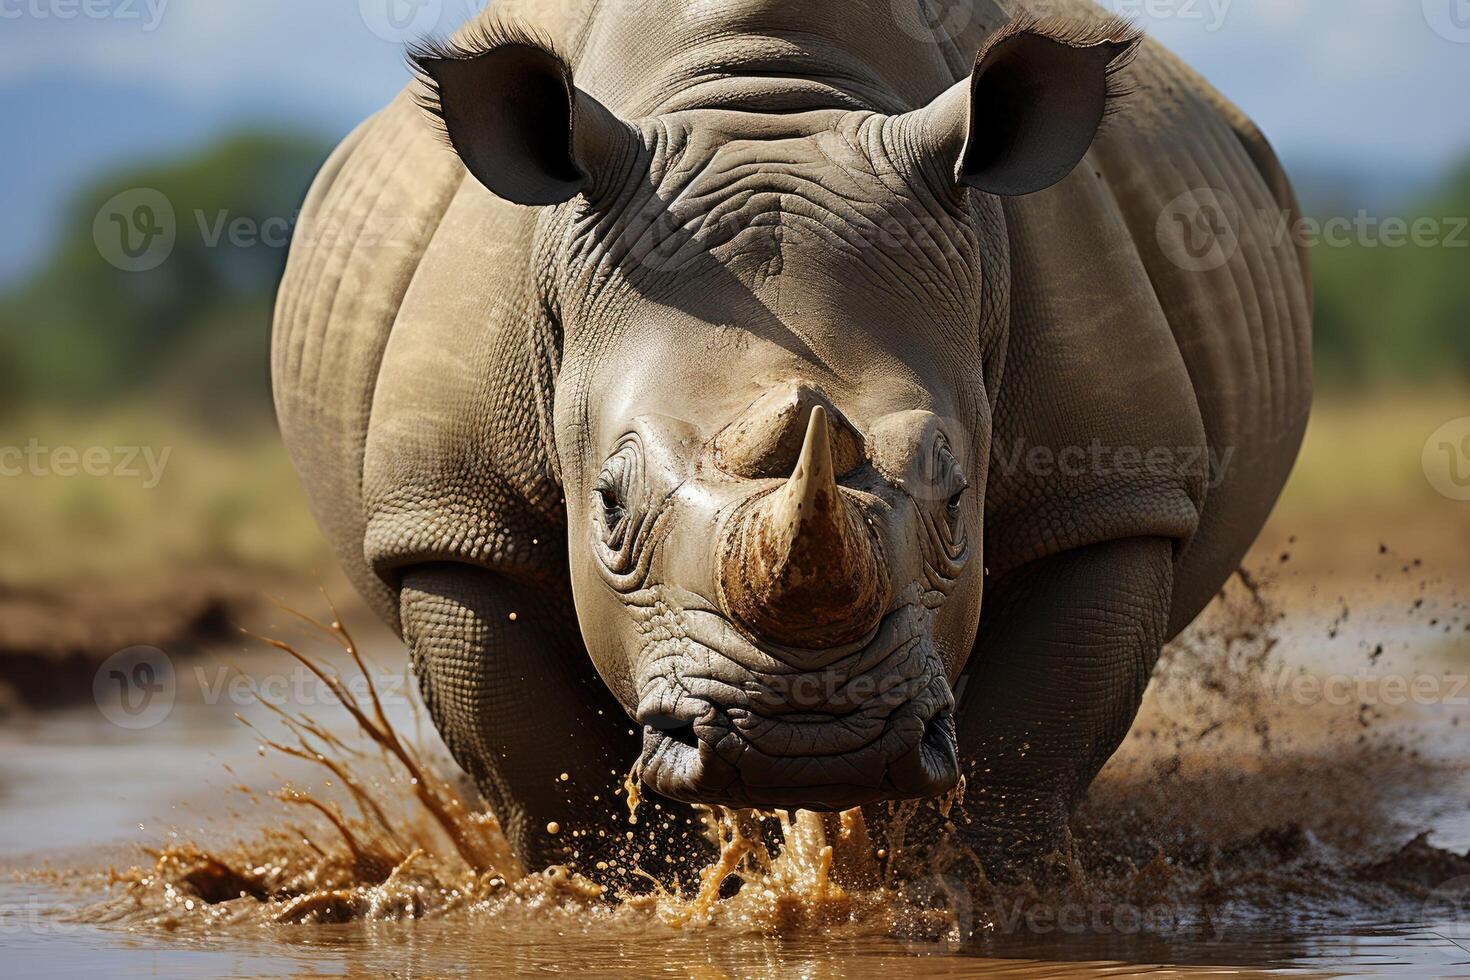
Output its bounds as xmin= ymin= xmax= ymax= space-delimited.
xmin=953 ymin=536 xmax=1174 ymax=877
xmin=399 ymin=563 xmax=633 ymax=871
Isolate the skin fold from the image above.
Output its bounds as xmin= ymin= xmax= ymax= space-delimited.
xmin=272 ymin=0 xmax=1312 ymax=874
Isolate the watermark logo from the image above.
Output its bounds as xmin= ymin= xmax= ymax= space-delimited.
xmin=359 ymin=0 xmax=441 ymax=43
xmin=1424 ymin=417 xmax=1470 ymax=501
xmin=1143 ymin=669 xmax=1222 ymax=732
xmin=1424 ymin=875 xmax=1470 ymax=942
xmin=1157 ymin=190 xmax=1466 ymax=273
xmin=896 ymin=874 xmax=974 ymax=953
xmin=891 ymin=0 xmax=974 ymax=44
xmin=94 ymin=646 xmax=175 ymax=730
xmin=94 ymin=651 xmax=415 ymax=730
xmin=93 ymin=188 xmax=175 ymax=272
xmin=94 ymin=188 xmax=435 ymax=272
xmin=1424 ymin=0 xmax=1470 ymax=43
xmin=1156 ymin=188 xmax=1241 ymax=272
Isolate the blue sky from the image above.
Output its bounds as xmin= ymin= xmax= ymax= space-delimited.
xmin=4 ymin=0 xmax=1469 ymax=283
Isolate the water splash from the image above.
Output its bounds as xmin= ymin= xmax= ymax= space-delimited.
xmin=37 ymin=565 xmax=1470 ymax=945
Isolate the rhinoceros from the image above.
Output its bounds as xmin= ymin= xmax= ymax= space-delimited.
xmin=273 ymin=0 xmax=1311 ymax=873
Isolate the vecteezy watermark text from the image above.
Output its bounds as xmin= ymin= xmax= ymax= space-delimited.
xmin=358 ymin=0 xmax=641 ymax=43
xmin=1266 ymin=666 xmax=1470 ymax=709
xmin=988 ymin=895 xmax=1227 ymax=943
xmin=992 ymin=437 xmax=1236 ymax=490
xmin=0 ymin=895 xmax=84 ymax=937
xmin=191 ymin=664 xmax=411 ymax=712
xmin=95 ymin=647 xmax=413 ymax=729
xmin=0 ymin=440 xmax=170 ymax=488
xmin=1108 ymin=0 xmax=1231 ymax=31
xmin=1157 ymin=188 xmax=1469 ymax=273
xmin=0 ymin=0 xmax=167 ymax=30
xmin=94 ymin=187 xmax=438 ymax=272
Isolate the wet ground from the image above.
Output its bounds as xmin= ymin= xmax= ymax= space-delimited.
xmin=1 ymin=569 xmax=1468 ymax=977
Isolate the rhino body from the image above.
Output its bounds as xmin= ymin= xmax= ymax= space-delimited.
xmin=273 ymin=0 xmax=1310 ymax=871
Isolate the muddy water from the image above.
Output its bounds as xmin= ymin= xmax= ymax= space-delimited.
xmin=2 ymin=569 xmax=1469 ymax=977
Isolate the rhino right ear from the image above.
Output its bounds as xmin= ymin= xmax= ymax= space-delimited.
xmin=903 ymin=17 xmax=1142 ymax=197
xmin=409 ymin=25 xmax=637 ymax=206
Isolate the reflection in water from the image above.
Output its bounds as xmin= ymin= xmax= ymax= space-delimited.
xmin=4 ymin=566 xmax=1470 ymax=976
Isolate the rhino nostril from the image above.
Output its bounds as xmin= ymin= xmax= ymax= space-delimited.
xmin=921 ymin=710 xmax=958 ymax=755
xmin=645 ymin=716 xmax=699 ymax=748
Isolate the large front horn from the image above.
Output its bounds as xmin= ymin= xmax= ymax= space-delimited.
xmin=720 ymin=406 xmax=889 ymax=648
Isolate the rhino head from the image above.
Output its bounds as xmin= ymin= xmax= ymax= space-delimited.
xmin=385 ymin=20 xmax=1136 ymax=814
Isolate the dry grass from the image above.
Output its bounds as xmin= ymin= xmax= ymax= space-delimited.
xmin=0 ymin=405 xmax=329 ymax=590
xmin=2 ymin=388 xmax=1463 ymax=596
xmin=1253 ymin=387 xmax=1470 ymax=586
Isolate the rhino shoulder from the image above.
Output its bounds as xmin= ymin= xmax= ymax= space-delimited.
xmin=987 ymin=14 xmax=1312 ymax=635
xmin=272 ymin=92 xmax=468 ymax=627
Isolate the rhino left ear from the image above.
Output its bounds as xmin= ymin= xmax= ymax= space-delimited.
xmin=409 ymin=24 xmax=638 ymax=206
xmin=906 ymin=18 xmax=1142 ymax=197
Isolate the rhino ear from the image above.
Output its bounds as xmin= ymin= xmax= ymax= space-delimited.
xmin=409 ymin=25 xmax=637 ymax=206
xmin=909 ymin=18 xmax=1142 ymax=197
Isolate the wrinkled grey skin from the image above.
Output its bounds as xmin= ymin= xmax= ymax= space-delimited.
xmin=273 ymin=0 xmax=1311 ymax=873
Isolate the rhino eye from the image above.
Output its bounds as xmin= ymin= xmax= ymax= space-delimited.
xmin=591 ymin=439 xmax=644 ymax=573
xmin=925 ymin=439 xmax=970 ymax=572
xmin=946 ymin=485 xmax=967 ymax=520
xmin=595 ymin=484 xmax=625 ymax=525
xmin=934 ymin=443 xmax=965 ymax=501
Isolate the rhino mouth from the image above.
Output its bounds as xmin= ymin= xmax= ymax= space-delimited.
xmin=631 ymin=597 xmax=960 ymax=810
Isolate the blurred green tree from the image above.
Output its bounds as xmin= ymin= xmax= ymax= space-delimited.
xmin=1 ymin=132 xmax=329 ymax=423
xmin=1311 ymin=162 xmax=1470 ymax=385
xmin=1 ymin=132 xmax=1465 ymax=416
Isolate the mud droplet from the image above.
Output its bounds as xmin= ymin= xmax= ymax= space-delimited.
xmin=624 ymin=768 xmax=642 ymax=825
